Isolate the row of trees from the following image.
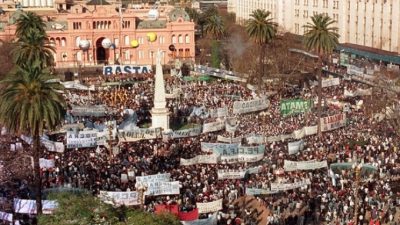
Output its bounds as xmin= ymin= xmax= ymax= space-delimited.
xmin=0 ymin=12 xmax=65 ymax=215
xmin=190 ymin=7 xmax=339 ymax=134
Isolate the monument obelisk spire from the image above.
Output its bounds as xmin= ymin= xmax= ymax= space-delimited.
xmin=151 ymin=49 xmax=170 ymax=131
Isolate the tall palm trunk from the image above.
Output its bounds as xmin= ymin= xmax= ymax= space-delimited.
xmin=317 ymin=57 xmax=322 ymax=137
xmin=33 ymin=126 xmax=43 ymax=215
xmin=258 ymin=44 xmax=266 ymax=88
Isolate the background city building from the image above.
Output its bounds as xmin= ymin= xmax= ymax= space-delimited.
xmin=228 ymin=0 xmax=400 ymax=55
xmin=0 ymin=3 xmax=195 ymax=68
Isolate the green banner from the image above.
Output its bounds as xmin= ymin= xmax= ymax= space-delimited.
xmin=280 ymin=99 xmax=312 ymax=116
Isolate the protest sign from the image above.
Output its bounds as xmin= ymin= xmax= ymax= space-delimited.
xmin=99 ymin=191 xmax=139 ymax=206
xmin=209 ymin=107 xmax=228 ymax=118
xmin=216 ymin=135 xmax=242 ymax=143
xmin=233 ymin=96 xmax=269 ymax=114
xmin=202 ymin=120 xmax=225 ymax=133
xmin=284 ymin=160 xmax=328 ymax=171
xmin=39 ymin=158 xmax=55 ymax=169
xmin=41 ymin=138 xmax=64 ymax=153
xmin=169 ymin=126 xmax=202 ymax=139
xmin=246 ymin=135 xmax=264 ymax=144
xmin=280 ymin=99 xmax=312 ymax=116
xmin=70 ymin=105 xmax=107 ymax=117
xmin=225 ymin=117 xmax=239 ymax=133
xmin=320 ymin=113 xmax=346 ymax=132
xmin=288 ymin=140 xmax=304 ymax=155
xmin=145 ymin=181 xmax=180 ymax=196
xmin=217 ymin=170 xmax=247 ymax=179
xmin=246 ymin=188 xmax=278 ymax=196
xmin=196 ymin=199 xmax=223 ymax=214
xmin=14 ymin=199 xmax=58 ymax=214
xmin=66 ymin=130 xmax=97 ymax=148
xmin=201 ymin=142 xmax=239 ymax=154
xmin=180 ymin=154 xmax=219 ymax=166
xmin=118 ymin=128 xmax=162 ymax=142
xmin=270 ymin=179 xmax=311 ymax=192
xmin=0 ymin=211 xmax=13 ymax=222
xmin=321 ymin=77 xmax=340 ymax=88
xmin=136 ymin=173 xmax=171 ymax=185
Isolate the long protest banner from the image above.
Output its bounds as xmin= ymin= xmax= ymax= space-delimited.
xmin=14 ymin=199 xmax=58 ymax=214
xmin=320 ymin=113 xmax=346 ymax=132
xmin=321 ymin=77 xmax=340 ymax=88
xmin=246 ymin=188 xmax=278 ymax=196
xmin=196 ymin=199 xmax=223 ymax=214
xmin=136 ymin=173 xmax=171 ymax=186
xmin=217 ymin=135 xmax=242 ymax=143
xmin=217 ymin=170 xmax=247 ymax=180
xmin=118 ymin=127 xmax=162 ymax=142
xmin=209 ymin=107 xmax=228 ymax=118
xmin=180 ymin=154 xmax=219 ymax=166
xmin=99 ymin=191 xmax=140 ymax=206
xmin=70 ymin=105 xmax=107 ymax=117
xmin=202 ymin=120 xmax=225 ymax=133
xmin=169 ymin=126 xmax=202 ymax=139
xmin=284 ymin=160 xmax=328 ymax=171
xmin=103 ymin=65 xmax=152 ymax=75
xmin=232 ymin=96 xmax=269 ymax=114
xmin=66 ymin=130 xmax=97 ymax=149
xmin=201 ymin=143 xmax=264 ymax=163
xmin=270 ymin=179 xmax=311 ymax=192
xmin=280 ymin=99 xmax=312 ymax=116
xmin=39 ymin=158 xmax=55 ymax=169
xmin=145 ymin=181 xmax=180 ymax=196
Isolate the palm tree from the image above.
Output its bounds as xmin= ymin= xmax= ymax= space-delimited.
xmin=0 ymin=65 xmax=66 ymax=214
xmin=204 ymin=15 xmax=225 ymax=40
xmin=246 ymin=9 xmax=277 ymax=85
xmin=12 ymin=30 xmax=55 ymax=69
xmin=303 ymin=14 xmax=339 ymax=135
xmin=15 ymin=11 xmax=46 ymax=39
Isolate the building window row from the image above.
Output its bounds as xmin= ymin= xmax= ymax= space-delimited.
xmin=48 ymin=37 xmax=66 ymax=47
xmin=171 ymin=34 xmax=191 ymax=44
xmin=73 ymin=22 xmax=82 ymax=30
xmin=93 ymin=21 xmax=111 ymax=29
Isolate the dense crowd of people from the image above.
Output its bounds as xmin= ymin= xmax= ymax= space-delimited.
xmin=1 ymin=67 xmax=400 ymax=225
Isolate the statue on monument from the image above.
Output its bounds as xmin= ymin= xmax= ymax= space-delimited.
xmin=156 ymin=49 xmax=162 ymax=65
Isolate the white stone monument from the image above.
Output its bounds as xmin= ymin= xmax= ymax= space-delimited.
xmin=151 ymin=50 xmax=170 ymax=131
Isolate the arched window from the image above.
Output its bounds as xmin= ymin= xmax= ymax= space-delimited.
xmin=75 ymin=36 xmax=81 ymax=48
xmin=124 ymin=35 xmax=129 ymax=46
xmin=172 ymin=35 xmax=176 ymax=44
xmin=56 ymin=37 xmax=61 ymax=46
xmin=61 ymin=37 xmax=66 ymax=47
xmin=178 ymin=35 xmax=183 ymax=44
xmin=185 ymin=35 xmax=190 ymax=44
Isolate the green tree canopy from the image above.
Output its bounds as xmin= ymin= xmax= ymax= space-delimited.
xmin=38 ymin=192 xmax=181 ymax=225
xmin=15 ymin=11 xmax=46 ymax=39
xmin=12 ymin=30 xmax=55 ymax=69
xmin=245 ymin=9 xmax=277 ymax=45
xmin=303 ymin=14 xmax=339 ymax=56
xmin=204 ymin=15 xmax=225 ymax=40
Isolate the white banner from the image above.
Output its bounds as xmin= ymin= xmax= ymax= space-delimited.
xmin=217 ymin=170 xmax=247 ymax=179
xmin=270 ymin=179 xmax=311 ymax=192
xmin=118 ymin=128 xmax=163 ymax=142
xmin=220 ymin=145 xmax=265 ymax=164
xmin=99 ymin=191 xmax=139 ymax=206
xmin=136 ymin=173 xmax=170 ymax=186
xmin=145 ymin=181 xmax=180 ymax=196
xmin=169 ymin=126 xmax=202 ymax=139
xmin=196 ymin=199 xmax=223 ymax=214
xmin=284 ymin=160 xmax=328 ymax=171
xmin=320 ymin=113 xmax=346 ymax=132
xmin=246 ymin=135 xmax=264 ymax=144
xmin=41 ymin=138 xmax=64 ymax=153
xmin=321 ymin=77 xmax=340 ymax=88
xmin=202 ymin=120 xmax=225 ymax=133
xmin=0 ymin=211 xmax=13 ymax=222
xmin=180 ymin=154 xmax=219 ymax=166
xmin=233 ymin=96 xmax=270 ymax=114
xmin=39 ymin=158 xmax=55 ymax=169
xmin=70 ymin=105 xmax=107 ymax=117
xmin=14 ymin=199 xmax=58 ymax=214
xmin=209 ymin=107 xmax=228 ymax=118
xmin=217 ymin=135 xmax=242 ymax=143
xmin=246 ymin=188 xmax=278 ymax=195
xmin=66 ymin=130 xmax=97 ymax=149
xmin=225 ymin=117 xmax=239 ymax=133
xmin=288 ymin=140 xmax=304 ymax=155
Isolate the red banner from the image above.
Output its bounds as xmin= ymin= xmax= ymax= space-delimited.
xmin=154 ymin=204 xmax=179 ymax=216
xmin=178 ymin=208 xmax=199 ymax=221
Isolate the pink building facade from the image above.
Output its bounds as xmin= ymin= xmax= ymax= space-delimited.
xmin=0 ymin=5 xmax=195 ymax=68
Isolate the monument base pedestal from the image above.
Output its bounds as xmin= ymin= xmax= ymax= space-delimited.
xmin=151 ymin=108 xmax=170 ymax=132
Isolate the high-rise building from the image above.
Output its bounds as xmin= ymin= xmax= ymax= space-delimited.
xmin=229 ymin=0 xmax=400 ymax=54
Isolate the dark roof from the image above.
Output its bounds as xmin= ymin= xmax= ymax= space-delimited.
xmin=337 ymin=43 xmax=400 ymax=65
xmin=86 ymin=0 xmax=110 ymax=5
